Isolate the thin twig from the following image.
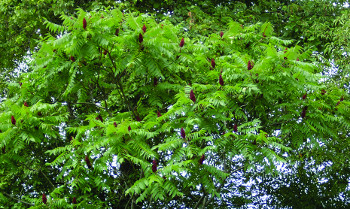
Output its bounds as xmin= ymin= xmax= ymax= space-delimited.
xmin=3 ymin=192 xmax=34 ymax=206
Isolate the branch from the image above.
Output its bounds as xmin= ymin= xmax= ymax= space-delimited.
xmin=40 ymin=169 xmax=55 ymax=189
xmin=2 ymin=192 xmax=34 ymax=206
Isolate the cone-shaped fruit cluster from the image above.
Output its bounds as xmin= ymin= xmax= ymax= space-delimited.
xmin=11 ymin=116 xmax=16 ymax=126
xmin=42 ymin=193 xmax=47 ymax=204
xmin=96 ymin=114 xmax=103 ymax=122
xmin=83 ymin=18 xmax=87 ymax=30
xmin=302 ymin=93 xmax=307 ymax=100
xmin=139 ymin=33 xmax=143 ymax=43
xmin=180 ymin=127 xmax=186 ymax=139
xmin=128 ymin=126 xmax=131 ymax=132
xmin=233 ymin=124 xmax=238 ymax=132
xmin=85 ymin=155 xmax=92 ymax=169
xmin=157 ymin=111 xmax=161 ymax=117
xmin=248 ymin=61 xmax=253 ymax=70
xmin=115 ymin=28 xmax=119 ymax=36
xmin=113 ymin=122 xmax=118 ymax=127
xmin=152 ymin=159 xmax=157 ymax=173
xmin=72 ymin=197 xmax=77 ymax=204
xmin=219 ymin=74 xmax=224 ymax=86
xmin=190 ymin=89 xmax=196 ymax=103
xmin=220 ymin=31 xmax=224 ymax=38
xmin=24 ymin=101 xmax=28 ymax=107
xmin=211 ymin=58 xmax=215 ymax=69
xmin=179 ymin=38 xmax=185 ymax=47
xmin=199 ymin=154 xmax=205 ymax=165
xmin=142 ymin=24 xmax=147 ymax=33
xmin=301 ymin=106 xmax=308 ymax=118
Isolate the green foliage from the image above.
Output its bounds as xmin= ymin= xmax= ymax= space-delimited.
xmin=0 ymin=2 xmax=349 ymax=209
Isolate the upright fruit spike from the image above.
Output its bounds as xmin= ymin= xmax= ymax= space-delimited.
xmin=157 ymin=111 xmax=161 ymax=117
xmin=136 ymin=115 xmax=141 ymax=121
xmin=42 ymin=193 xmax=47 ymax=204
xmin=296 ymin=58 xmax=299 ymax=61
xmin=96 ymin=114 xmax=103 ymax=122
xmin=115 ymin=28 xmax=119 ymax=36
xmin=180 ymin=127 xmax=186 ymax=139
xmin=220 ymin=31 xmax=224 ymax=38
xmin=11 ymin=116 xmax=16 ymax=126
xmin=233 ymin=124 xmax=238 ymax=132
xmin=247 ymin=61 xmax=253 ymax=70
xmin=152 ymin=159 xmax=157 ymax=173
xmin=340 ymin=96 xmax=344 ymax=102
xmin=179 ymin=38 xmax=185 ymax=47
xmin=142 ymin=24 xmax=147 ymax=33
xmin=103 ymin=50 xmax=108 ymax=55
xmin=138 ymin=33 xmax=143 ymax=43
xmin=219 ymin=74 xmax=224 ymax=86
xmin=190 ymin=89 xmax=196 ymax=103
xmin=72 ymin=197 xmax=77 ymax=204
xmin=128 ymin=126 xmax=131 ymax=132
xmin=301 ymin=106 xmax=308 ymax=119
xmin=321 ymin=90 xmax=326 ymax=95
xmin=83 ymin=18 xmax=87 ymax=30
xmin=85 ymin=155 xmax=92 ymax=169
xmin=24 ymin=101 xmax=28 ymax=107
xmin=211 ymin=58 xmax=215 ymax=69
xmin=199 ymin=154 xmax=205 ymax=165
xmin=113 ymin=122 xmax=118 ymax=127
xmin=153 ymin=77 xmax=158 ymax=86
xmin=302 ymin=93 xmax=307 ymax=100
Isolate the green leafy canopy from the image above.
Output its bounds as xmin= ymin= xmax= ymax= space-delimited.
xmin=0 ymin=7 xmax=349 ymax=208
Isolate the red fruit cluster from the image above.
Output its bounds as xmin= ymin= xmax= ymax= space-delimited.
xmin=128 ymin=126 xmax=131 ymax=132
xmin=180 ymin=127 xmax=186 ymax=139
xmin=211 ymin=58 xmax=215 ymax=69
xmin=153 ymin=77 xmax=158 ymax=86
xmin=85 ymin=155 xmax=92 ymax=169
xmin=296 ymin=58 xmax=299 ymax=61
xmin=302 ymin=93 xmax=307 ymax=100
xmin=190 ymin=89 xmax=196 ymax=103
xmin=301 ymin=106 xmax=308 ymax=119
xmin=113 ymin=122 xmax=118 ymax=127
xmin=95 ymin=114 xmax=103 ymax=122
xmin=179 ymin=38 xmax=185 ymax=47
xmin=199 ymin=154 xmax=205 ymax=165
xmin=152 ymin=159 xmax=157 ymax=173
xmin=157 ymin=111 xmax=161 ymax=117
xmin=219 ymin=74 xmax=224 ymax=86
xmin=42 ymin=193 xmax=47 ymax=204
xmin=115 ymin=28 xmax=119 ymax=36
xmin=83 ymin=18 xmax=87 ymax=30
xmin=11 ymin=116 xmax=16 ymax=126
xmin=139 ymin=33 xmax=143 ymax=43
xmin=24 ymin=101 xmax=28 ymax=107
xmin=247 ymin=61 xmax=253 ymax=70
xmin=220 ymin=31 xmax=224 ymax=38
xmin=142 ymin=24 xmax=147 ymax=33
xmin=233 ymin=124 xmax=238 ymax=132
xmin=103 ymin=50 xmax=108 ymax=55
xmin=136 ymin=115 xmax=141 ymax=121
xmin=72 ymin=197 xmax=77 ymax=204
xmin=321 ymin=90 xmax=326 ymax=95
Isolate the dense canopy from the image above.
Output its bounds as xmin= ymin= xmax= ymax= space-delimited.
xmin=0 ymin=0 xmax=349 ymax=208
